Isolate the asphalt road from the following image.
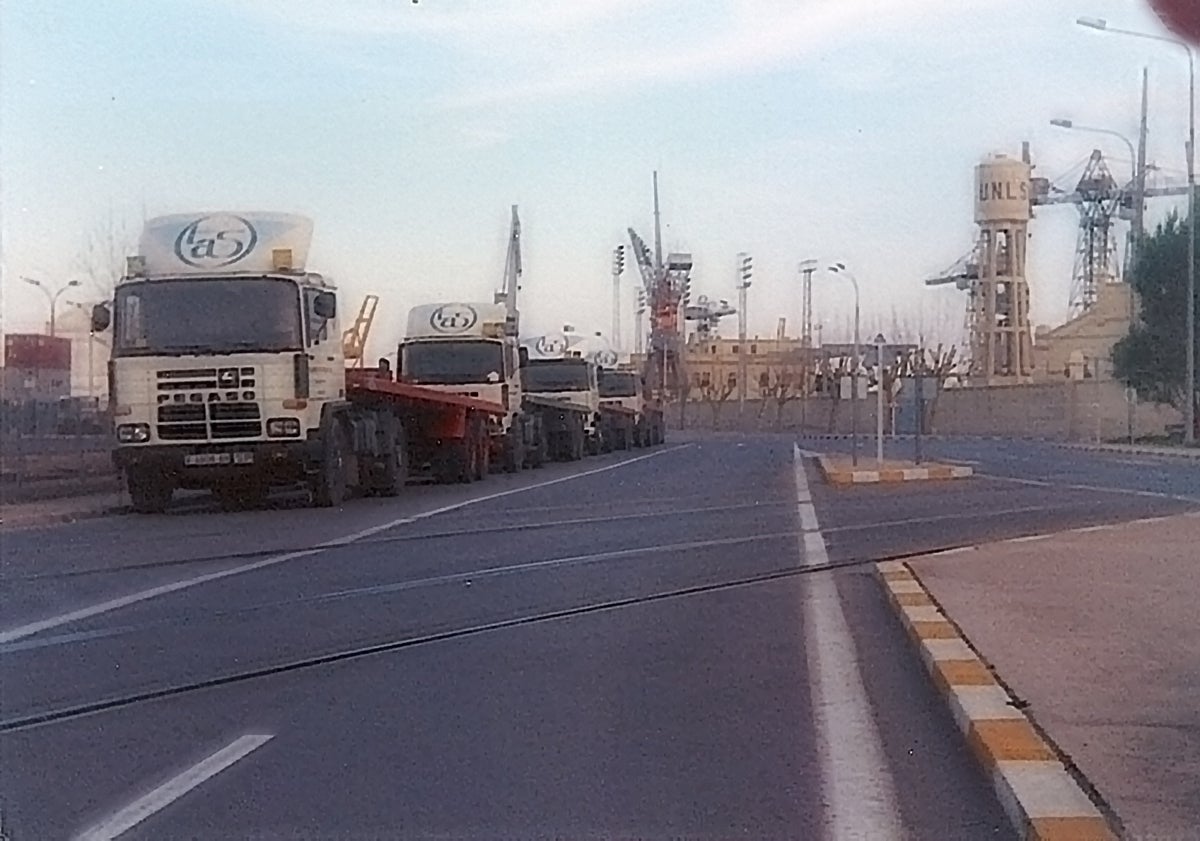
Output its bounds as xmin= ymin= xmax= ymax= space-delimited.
xmin=3 ymin=432 xmax=1194 ymax=840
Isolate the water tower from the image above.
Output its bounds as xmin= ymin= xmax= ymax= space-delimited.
xmin=970 ymin=153 xmax=1035 ymax=384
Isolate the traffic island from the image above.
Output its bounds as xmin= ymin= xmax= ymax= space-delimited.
xmin=816 ymin=454 xmax=973 ymax=485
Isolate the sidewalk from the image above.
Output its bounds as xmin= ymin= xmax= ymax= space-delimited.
xmin=0 ymin=491 xmax=126 ymax=531
xmin=908 ymin=512 xmax=1200 ymax=840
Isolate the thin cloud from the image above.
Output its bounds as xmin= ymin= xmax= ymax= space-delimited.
xmin=435 ymin=0 xmax=995 ymax=109
xmin=231 ymin=0 xmax=657 ymax=39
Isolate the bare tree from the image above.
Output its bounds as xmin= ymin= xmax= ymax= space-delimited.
xmin=75 ymin=213 xmax=135 ymax=302
xmin=918 ymin=344 xmax=959 ymax=434
xmin=699 ymin=370 xmax=737 ymax=428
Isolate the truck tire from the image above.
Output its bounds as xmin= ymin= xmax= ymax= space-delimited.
xmin=313 ymin=421 xmax=350 ymax=507
xmin=471 ymin=419 xmax=488 ymax=482
xmin=378 ymin=415 xmax=408 ymax=497
xmin=619 ymin=423 xmax=632 ymax=451
xmin=572 ymin=422 xmax=587 ymax=461
xmin=435 ymin=430 xmax=477 ymax=484
xmin=503 ymin=427 xmax=525 ymax=473
xmin=128 ymin=469 xmax=172 ymax=514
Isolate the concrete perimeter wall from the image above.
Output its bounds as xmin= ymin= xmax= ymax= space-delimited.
xmin=673 ymin=380 xmax=1182 ymax=442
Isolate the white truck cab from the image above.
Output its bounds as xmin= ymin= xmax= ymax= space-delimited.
xmin=93 ymin=212 xmax=347 ymax=511
xmin=399 ymin=302 xmax=522 ymax=432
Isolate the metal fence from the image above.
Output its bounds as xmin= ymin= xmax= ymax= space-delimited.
xmin=1 ymin=400 xmax=115 ymax=500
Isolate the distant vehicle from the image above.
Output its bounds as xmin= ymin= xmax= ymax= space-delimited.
xmin=598 ymin=368 xmax=664 ymax=447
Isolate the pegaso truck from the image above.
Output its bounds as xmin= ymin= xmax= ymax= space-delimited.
xmin=521 ymin=337 xmax=639 ymax=454
xmin=92 ymin=212 xmax=503 ymax=513
xmin=598 ymin=367 xmax=664 ymax=447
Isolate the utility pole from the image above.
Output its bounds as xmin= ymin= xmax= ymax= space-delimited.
xmin=736 ymin=253 xmax=753 ymax=418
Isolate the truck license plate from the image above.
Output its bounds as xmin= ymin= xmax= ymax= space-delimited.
xmin=184 ymin=452 xmax=253 ymax=467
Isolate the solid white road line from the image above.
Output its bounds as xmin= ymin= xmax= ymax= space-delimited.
xmin=0 ymin=445 xmax=689 ymax=645
xmin=979 ymin=472 xmax=1200 ymax=504
xmin=74 ymin=734 xmax=272 ymax=841
xmin=793 ymin=444 xmax=903 ymax=840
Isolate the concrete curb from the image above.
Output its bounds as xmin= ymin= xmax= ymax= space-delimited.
xmin=817 ymin=455 xmax=973 ymax=485
xmin=1052 ymin=441 xmax=1200 ymax=460
xmin=876 ymin=560 xmax=1120 ymax=841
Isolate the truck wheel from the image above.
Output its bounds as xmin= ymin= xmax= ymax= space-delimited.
xmin=313 ymin=421 xmax=349 ymax=507
xmin=503 ymin=427 xmax=525 ymax=473
xmin=378 ymin=416 xmax=408 ymax=497
xmin=128 ymin=469 xmax=172 ymax=514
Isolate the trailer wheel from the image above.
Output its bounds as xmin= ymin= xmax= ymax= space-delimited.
xmin=128 ymin=468 xmax=172 ymax=514
xmin=471 ymin=419 xmax=488 ymax=482
xmin=378 ymin=416 xmax=408 ymax=496
xmin=313 ymin=421 xmax=350 ymax=507
xmin=528 ymin=424 xmax=547 ymax=468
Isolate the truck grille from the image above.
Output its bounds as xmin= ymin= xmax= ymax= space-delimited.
xmin=155 ymin=367 xmax=261 ymax=441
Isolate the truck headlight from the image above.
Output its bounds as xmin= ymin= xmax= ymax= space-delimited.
xmin=266 ymin=417 xmax=301 ymax=438
xmin=116 ymin=423 xmax=150 ymax=443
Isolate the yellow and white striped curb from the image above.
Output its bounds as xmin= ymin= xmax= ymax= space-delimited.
xmin=876 ymin=560 xmax=1119 ymax=841
xmin=819 ymin=456 xmax=973 ymax=485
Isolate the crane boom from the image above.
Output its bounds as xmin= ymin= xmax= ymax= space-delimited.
xmin=496 ymin=205 xmax=522 ymax=322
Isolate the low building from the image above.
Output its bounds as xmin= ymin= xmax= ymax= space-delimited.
xmin=1033 ymin=281 xmax=1134 ymax=382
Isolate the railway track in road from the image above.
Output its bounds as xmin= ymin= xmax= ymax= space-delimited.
xmin=0 ymin=538 xmax=994 ymax=735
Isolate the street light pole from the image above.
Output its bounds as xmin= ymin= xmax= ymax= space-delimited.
xmin=829 ymin=263 xmax=861 ymax=466
xmin=612 ymin=246 xmax=625 ymax=353
xmin=874 ymin=333 xmax=886 ymax=464
xmin=1077 ymin=16 xmax=1196 ymax=443
xmin=736 ymin=253 xmax=753 ymax=419
xmin=21 ymin=277 xmax=81 ymax=337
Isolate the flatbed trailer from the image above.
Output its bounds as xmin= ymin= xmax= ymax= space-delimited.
xmin=345 ymin=368 xmax=506 ymax=485
xmin=597 ymin=402 xmax=639 ymax=451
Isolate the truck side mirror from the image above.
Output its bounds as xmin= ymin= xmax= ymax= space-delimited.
xmin=313 ymin=291 xmax=336 ymax=320
xmin=91 ymin=303 xmax=111 ymax=332
xmin=395 ymin=345 xmax=404 ymax=377
xmin=518 ymin=346 xmax=529 ymax=368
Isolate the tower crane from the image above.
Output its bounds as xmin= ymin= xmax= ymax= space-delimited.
xmin=627 ymin=172 xmax=693 ymax=402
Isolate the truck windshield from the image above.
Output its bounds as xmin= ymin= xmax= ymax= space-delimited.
xmin=525 ymin=359 xmax=591 ymax=392
xmin=113 ymin=277 xmax=302 ymax=357
xmin=402 ymin=341 xmax=504 ymax=385
xmin=598 ymin=371 xmax=639 ymax=397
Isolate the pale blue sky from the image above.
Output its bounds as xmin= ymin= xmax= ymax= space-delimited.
xmin=1 ymin=0 xmax=1192 ymax=357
